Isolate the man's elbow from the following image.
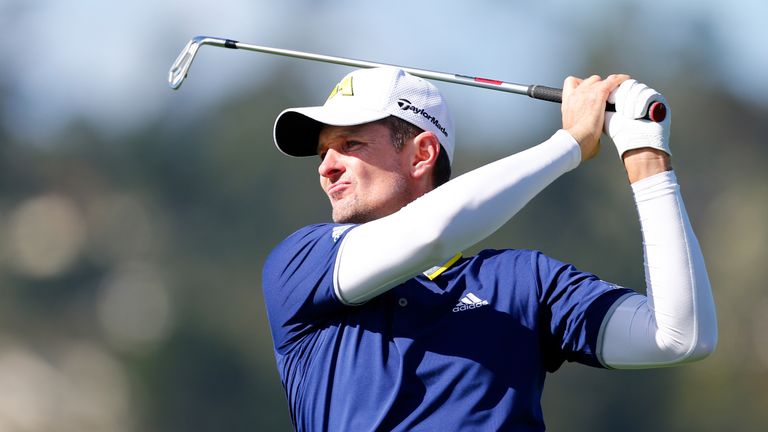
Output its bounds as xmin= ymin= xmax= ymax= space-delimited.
xmin=687 ymin=326 xmax=718 ymax=363
xmin=662 ymin=324 xmax=718 ymax=365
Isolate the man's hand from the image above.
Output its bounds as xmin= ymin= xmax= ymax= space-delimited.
xmin=604 ymin=79 xmax=673 ymax=183
xmin=562 ymin=74 xmax=630 ymax=161
xmin=604 ymin=79 xmax=671 ymax=157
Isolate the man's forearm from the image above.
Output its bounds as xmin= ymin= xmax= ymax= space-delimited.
xmin=599 ymin=170 xmax=717 ymax=367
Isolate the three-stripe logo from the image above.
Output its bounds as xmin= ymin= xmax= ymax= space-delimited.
xmin=452 ymin=292 xmax=489 ymax=313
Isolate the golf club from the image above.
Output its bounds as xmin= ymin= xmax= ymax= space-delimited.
xmin=168 ymin=35 xmax=666 ymax=122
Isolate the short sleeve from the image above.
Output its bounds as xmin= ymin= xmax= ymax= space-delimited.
xmin=262 ymin=223 xmax=356 ymax=353
xmin=533 ymin=251 xmax=635 ymax=371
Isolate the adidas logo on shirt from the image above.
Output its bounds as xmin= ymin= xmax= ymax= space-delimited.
xmin=331 ymin=225 xmax=353 ymax=242
xmin=452 ymin=292 xmax=489 ymax=313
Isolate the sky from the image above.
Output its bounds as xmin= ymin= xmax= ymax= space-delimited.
xmin=0 ymin=0 xmax=766 ymax=146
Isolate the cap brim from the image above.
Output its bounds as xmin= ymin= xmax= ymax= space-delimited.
xmin=273 ymin=106 xmax=390 ymax=158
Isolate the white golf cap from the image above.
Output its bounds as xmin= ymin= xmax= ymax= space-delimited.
xmin=273 ymin=67 xmax=455 ymax=164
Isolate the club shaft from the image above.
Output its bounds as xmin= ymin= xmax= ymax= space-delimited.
xmin=236 ymin=41 xmax=532 ymax=95
xmin=170 ymin=36 xmax=531 ymax=95
xmin=168 ymin=36 xmax=666 ymax=122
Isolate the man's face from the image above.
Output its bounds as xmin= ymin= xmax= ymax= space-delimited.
xmin=317 ymin=122 xmax=415 ymax=224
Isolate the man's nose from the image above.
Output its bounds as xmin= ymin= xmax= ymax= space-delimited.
xmin=318 ymin=148 xmax=344 ymax=179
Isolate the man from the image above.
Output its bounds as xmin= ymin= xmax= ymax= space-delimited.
xmin=262 ymin=67 xmax=717 ymax=431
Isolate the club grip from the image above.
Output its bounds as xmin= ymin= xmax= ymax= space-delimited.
xmin=527 ymin=85 xmax=563 ymax=103
xmin=526 ymin=85 xmax=666 ymax=122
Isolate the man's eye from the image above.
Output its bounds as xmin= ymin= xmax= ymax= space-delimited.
xmin=344 ymin=141 xmax=363 ymax=151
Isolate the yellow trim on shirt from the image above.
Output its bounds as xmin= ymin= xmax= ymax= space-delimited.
xmin=423 ymin=253 xmax=463 ymax=280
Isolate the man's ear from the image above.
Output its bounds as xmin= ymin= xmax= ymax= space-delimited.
xmin=410 ymin=131 xmax=440 ymax=180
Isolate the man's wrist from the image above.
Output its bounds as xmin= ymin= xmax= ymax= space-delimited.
xmin=564 ymin=127 xmax=599 ymax=162
xmin=622 ymin=148 xmax=672 ymax=183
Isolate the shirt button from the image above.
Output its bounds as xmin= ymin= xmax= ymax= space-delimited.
xmin=398 ymin=298 xmax=408 ymax=307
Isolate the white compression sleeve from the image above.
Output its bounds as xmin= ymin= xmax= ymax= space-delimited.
xmin=334 ymin=130 xmax=581 ymax=305
xmin=600 ymin=171 xmax=717 ymax=368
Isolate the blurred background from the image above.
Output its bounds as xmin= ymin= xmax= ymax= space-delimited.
xmin=0 ymin=0 xmax=766 ymax=430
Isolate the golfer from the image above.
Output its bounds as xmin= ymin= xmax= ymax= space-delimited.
xmin=262 ymin=67 xmax=717 ymax=431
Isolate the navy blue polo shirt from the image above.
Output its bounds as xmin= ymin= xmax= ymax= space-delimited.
xmin=262 ymin=223 xmax=633 ymax=431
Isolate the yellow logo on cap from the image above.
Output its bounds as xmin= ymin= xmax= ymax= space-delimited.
xmin=327 ymin=76 xmax=354 ymax=101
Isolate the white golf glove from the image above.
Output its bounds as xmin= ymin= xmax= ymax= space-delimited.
xmin=604 ymin=79 xmax=671 ymax=157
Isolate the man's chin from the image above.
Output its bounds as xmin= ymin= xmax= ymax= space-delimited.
xmin=332 ymin=213 xmax=373 ymax=224
xmin=332 ymin=206 xmax=378 ymax=224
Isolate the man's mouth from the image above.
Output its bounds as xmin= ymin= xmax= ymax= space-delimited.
xmin=327 ymin=181 xmax=351 ymax=197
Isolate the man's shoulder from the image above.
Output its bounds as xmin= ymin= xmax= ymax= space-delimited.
xmin=474 ymin=248 xmax=570 ymax=265
xmin=467 ymin=247 xmax=546 ymax=265
xmin=275 ymin=223 xmax=356 ymax=249
xmin=458 ymin=248 xmax=569 ymax=280
xmin=264 ymin=223 xmax=357 ymax=272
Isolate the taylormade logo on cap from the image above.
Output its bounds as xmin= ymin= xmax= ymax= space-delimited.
xmin=396 ymin=98 xmax=448 ymax=138
xmin=273 ymin=67 xmax=455 ymax=164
